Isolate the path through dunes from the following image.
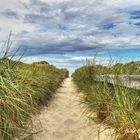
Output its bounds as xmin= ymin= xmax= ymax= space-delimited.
xmin=32 ymin=78 xmax=112 ymax=140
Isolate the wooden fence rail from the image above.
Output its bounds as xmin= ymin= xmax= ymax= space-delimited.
xmin=96 ymin=75 xmax=140 ymax=90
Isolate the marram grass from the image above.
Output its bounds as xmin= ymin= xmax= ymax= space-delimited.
xmin=72 ymin=61 xmax=140 ymax=140
xmin=0 ymin=59 xmax=68 ymax=140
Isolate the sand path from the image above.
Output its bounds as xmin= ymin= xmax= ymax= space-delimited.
xmin=33 ymin=78 xmax=112 ymax=140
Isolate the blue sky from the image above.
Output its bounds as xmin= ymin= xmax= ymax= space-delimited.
xmin=0 ymin=0 xmax=140 ymax=73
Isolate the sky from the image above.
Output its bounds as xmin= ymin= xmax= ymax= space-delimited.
xmin=0 ymin=0 xmax=140 ymax=73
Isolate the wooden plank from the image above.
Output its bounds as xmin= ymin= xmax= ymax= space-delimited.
xmin=96 ymin=75 xmax=140 ymax=90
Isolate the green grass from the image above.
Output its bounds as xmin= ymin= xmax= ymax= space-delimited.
xmin=72 ymin=61 xmax=140 ymax=140
xmin=0 ymin=58 xmax=68 ymax=140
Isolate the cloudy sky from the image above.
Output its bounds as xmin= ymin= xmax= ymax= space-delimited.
xmin=0 ymin=0 xmax=140 ymax=73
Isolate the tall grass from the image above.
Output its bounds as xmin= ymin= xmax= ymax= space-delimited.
xmin=72 ymin=61 xmax=140 ymax=140
xmin=0 ymin=58 xmax=68 ymax=139
xmin=0 ymin=34 xmax=68 ymax=140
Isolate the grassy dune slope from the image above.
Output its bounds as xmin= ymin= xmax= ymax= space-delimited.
xmin=72 ymin=61 xmax=140 ymax=140
xmin=0 ymin=58 xmax=68 ymax=140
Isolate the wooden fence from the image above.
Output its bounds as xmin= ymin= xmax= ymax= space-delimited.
xmin=96 ymin=75 xmax=140 ymax=90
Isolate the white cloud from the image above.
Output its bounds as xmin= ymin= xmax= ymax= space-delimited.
xmin=71 ymin=56 xmax=95 ymax=60
xmin=0 ymin=0 xmax=140 ymax=72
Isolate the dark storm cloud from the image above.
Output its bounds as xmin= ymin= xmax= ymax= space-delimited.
xmin=18 ymin=39 xmax=104 ymax=56
xmin=24 ymin=14 xmax=47 ymax=24
xmin=1 ymin=9 xmax=19 ymax=19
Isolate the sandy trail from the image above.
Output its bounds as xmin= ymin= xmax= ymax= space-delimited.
xmin=33 ymin=78 xmax=112 ymax=140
